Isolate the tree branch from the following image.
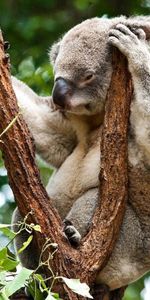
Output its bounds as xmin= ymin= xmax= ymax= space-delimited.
xmin=0 ymin=30 xmax=132 ymax=300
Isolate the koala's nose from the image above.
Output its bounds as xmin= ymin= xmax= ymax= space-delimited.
xmin=52 ymin=78 xmax=73 ymax=108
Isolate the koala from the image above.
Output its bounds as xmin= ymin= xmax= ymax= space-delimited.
xmin=12 ymin=16 xmax=150 ymax=291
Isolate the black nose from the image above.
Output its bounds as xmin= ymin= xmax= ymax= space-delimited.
xmin=52 ymin=78 xmax=73 ymax=108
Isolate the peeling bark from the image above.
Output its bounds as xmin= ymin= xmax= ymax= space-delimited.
xmin=0 ymin=30 xmax=132 ymax=300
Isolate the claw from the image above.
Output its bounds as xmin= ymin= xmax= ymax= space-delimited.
xmin=64 ymin=221 xmax=81 ymax=246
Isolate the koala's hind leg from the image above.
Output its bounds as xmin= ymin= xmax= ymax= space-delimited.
xmin=12 ymin=208 xmax=39 ymax=270
xmin=64 ymin=188 xmax=150 ymax=289
xmin=96 ymin=204 xmax=149 ymax=290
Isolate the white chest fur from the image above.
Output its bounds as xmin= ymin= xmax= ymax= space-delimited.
xmin=46 ymin=138 xmax=100 ymax=219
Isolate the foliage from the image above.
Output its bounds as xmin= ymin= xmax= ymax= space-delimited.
xmin=0 ymin=221 xmax=149 ymax=299
xmin=0 ymin=221 xmax=93 ymax=300
xmin=0 ymin=0 xmax=150 ymax=299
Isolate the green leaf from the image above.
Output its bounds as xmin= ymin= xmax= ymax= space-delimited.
xmin=18 ymin=235 xmax=33 ymax=254
xmin=0 ymin=224 xmax=11 ymax=228
xmin=0 ymin=227 xmax=16 ymax=240
xmin=1 ymin=267 xmax=33 ymax=297
xmin=0 ymin=249 xmax=7 ymax=260
xmin=0 ymin=272 xmax=6 ymax=285
xmin=27 ymin=277 xmax=44 ymax=300
xmin=0 ymin=258 xmax=19 ymax=272
xmin=0 ymin=248 xmax=19 ymax=272
xmin=50 ymin=293 xmax=60 ymax=299
xmin=45 ymin=292 xmax=58 ymax=300
xmin=7 ymin=248 xmax=16 ymax=261
xmin=34 ymin=273 xmax=47 ymax=291
xmin=32 ymin=225 xmax=41 ymax=232
xmin=0 ymin=290 xmax=9 ymax=300
xmin=62 ymin=277 xmax=93 ymax=299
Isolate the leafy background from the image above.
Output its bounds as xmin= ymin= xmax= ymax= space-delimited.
xmin=0 ymin=0 xmax=150 ymax=299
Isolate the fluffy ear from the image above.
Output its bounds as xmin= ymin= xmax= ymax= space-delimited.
xmin=49 ymin=40 xmax=61 ymax=66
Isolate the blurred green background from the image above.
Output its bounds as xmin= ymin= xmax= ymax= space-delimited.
xmin=0 ymin=1 xmax=150 ymax=299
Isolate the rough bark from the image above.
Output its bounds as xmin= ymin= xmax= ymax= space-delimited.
xmin=0 ymin=30 xmax=132 ymax=300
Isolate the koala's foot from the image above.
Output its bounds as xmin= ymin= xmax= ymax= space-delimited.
xmin=108 ymin=23 xmax=147 ymax=59
xmin=64 ymin=220 xmax=81 ymax=246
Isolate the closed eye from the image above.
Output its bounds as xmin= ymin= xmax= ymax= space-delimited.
xmin=85 ymin=74 xmax=94 ymax=81
xmin=79 ymin=73 xmax=95 ymax=88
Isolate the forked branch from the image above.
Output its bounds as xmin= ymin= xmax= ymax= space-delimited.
xmin=0 ymin=30 xmax=132 ymax=300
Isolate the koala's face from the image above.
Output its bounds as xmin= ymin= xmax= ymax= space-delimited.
xmin=50 ymin=18 xmax=113 ymax=115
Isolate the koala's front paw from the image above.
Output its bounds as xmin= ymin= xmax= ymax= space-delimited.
xmin=108 ymin=24 xmax=146 ymax=58
xmin=64 ymin=220 xmax=81 ymax=246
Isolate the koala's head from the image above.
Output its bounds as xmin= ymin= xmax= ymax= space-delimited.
xmin=50 ymin=17 xmax=122 ymax=115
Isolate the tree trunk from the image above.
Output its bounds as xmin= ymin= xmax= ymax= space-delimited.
xmin=0 ymin=30 xmax=132 ymax=300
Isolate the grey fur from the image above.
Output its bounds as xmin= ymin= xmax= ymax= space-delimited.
xmin=12 ymin=16 xmax=150 ymax=290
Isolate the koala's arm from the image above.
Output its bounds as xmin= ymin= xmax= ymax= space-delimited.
xmin=64 ymin=188 xmax=99 ymax=244
xmin=12 ymin=77 xmax=76 ymax=168
xmin=108 ymin=24 xmax=150 ymax=160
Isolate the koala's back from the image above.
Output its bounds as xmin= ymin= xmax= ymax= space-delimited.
xmin=97 ymin=159 xmax=150 ymax=289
